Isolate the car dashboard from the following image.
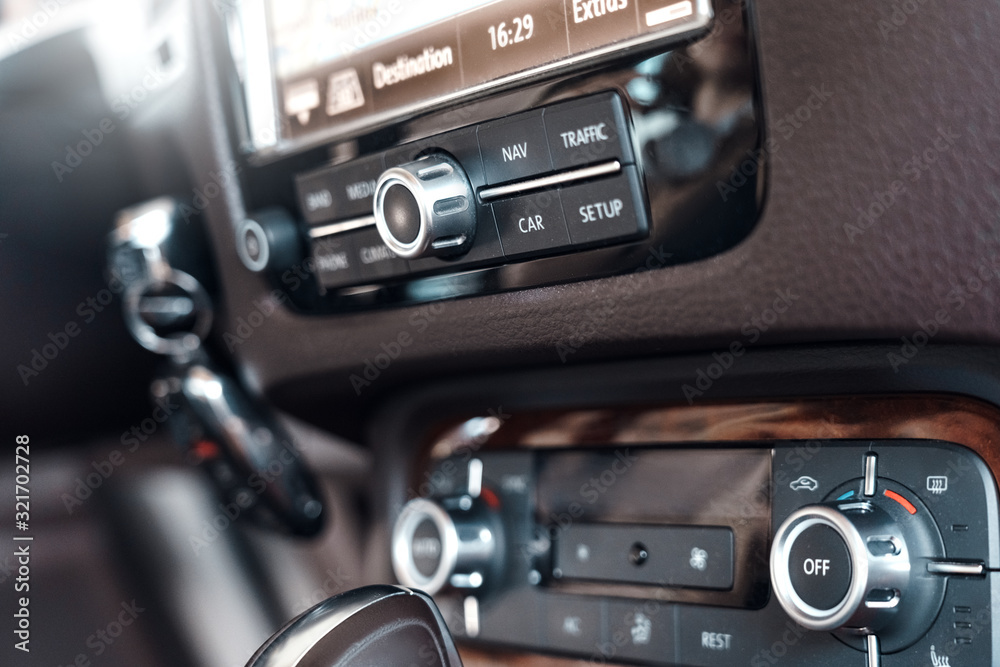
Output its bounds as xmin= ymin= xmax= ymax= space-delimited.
xmin=2 ymin=1 xmax=1000 ymax=666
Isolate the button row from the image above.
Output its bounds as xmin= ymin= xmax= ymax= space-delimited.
xmin=296 ymin=91 xmax=634 ymax=225
xmin=553 ymin=523 xmax=735 ymax=590
xmin=494 ymin=165 xmax=647 ymax=259
xmin=311 ymin=166 xmax=647 ymax=290
xmin=537 ymin=594 xmax=763 ymax=666
xmin=480 ymin=91 xmax=634 ymax=185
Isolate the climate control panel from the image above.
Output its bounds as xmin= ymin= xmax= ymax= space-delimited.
xmin=392 ymin=441 xmax=999 ymax=666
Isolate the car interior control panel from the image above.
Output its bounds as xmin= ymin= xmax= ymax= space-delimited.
xmin=232 ymin=0 xmax=763 ymax=312
xmin=391 ymin=441 xmax=999 ymax=665
xmin=297 ymin=92 xmax=648 ymax=292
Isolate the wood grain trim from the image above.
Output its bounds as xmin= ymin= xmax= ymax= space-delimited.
xmin=430 ymin=395 xmax=1000 ymax=478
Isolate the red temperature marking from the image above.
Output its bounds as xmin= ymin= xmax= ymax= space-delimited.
xmin=480 ymin=487 xmax=501 ymax=510
xmin=883 ymin=488 xmax=917 ymax=515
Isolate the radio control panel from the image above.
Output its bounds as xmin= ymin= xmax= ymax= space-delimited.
xmin=235 ymin=3 xmax=764 ymax=312
xmin=393 ymin=441 xmax=999 ymax=665
xmin=296 ymin=92 xmax=648 ymax=293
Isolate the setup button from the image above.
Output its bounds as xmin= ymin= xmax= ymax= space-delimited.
xmin=560 ymin=166 xmax=647 ymax=245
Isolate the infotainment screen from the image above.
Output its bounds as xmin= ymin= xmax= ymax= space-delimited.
xmin=237 ymin=0 xmax=712 ymax=155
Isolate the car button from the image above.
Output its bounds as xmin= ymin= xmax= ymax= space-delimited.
xmin=544 ymin=92 xmax=634 ymax=170
xmin=560 ymin=166 xmax=647 ymax=246
xmin=310 ymin=234 xmax=360 ymax=289
xmin=493 ymin=189 xmax=572 ymax=259
xmin=295 ymin=153 xmax=384 ymax=224
xmin=478 ymin=110 xmax=552 ymax=184
xmin=350 ymin=227 xmax=408 ymax=282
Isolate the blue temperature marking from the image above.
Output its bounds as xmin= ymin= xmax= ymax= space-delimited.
xmin=837 ymin=490 xmax=855 ymax=500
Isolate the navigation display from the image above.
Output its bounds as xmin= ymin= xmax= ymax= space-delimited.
xmin=259 ymin=0 xmax=712 ymax=150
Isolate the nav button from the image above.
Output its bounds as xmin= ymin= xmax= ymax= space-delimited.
xmin=478 ymin=111 xmax=552 ymax=184
xmin=493 ymin=190 xmax=572 ymax=259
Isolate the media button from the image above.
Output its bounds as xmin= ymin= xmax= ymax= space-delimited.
xmin=544 ymin=92 xmax=634 ymax=169
xmin=478 ymin=110 xmax=553 ymax=184
xmin=493 ymin=189 xmax=572 ymax=258
xmin=560 ymin=166 xmax=647 ymax=245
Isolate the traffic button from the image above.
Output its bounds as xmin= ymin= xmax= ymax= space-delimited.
xmin=788 ymin=524 xmax=852 ymax=610
xmin=544 ymin=92 xmax=634 ymax=170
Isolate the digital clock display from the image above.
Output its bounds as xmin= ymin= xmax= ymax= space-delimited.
xmin=252 ymin=0 xmax=712 ymax=153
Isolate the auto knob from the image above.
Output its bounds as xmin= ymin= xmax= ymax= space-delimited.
xmin=373 ymin=153 xmax=476 ymax=259
xmin=770 ymin=478 xmax=947 ymax=657
xmin=392 ymin=495 xmax=501 ymax=596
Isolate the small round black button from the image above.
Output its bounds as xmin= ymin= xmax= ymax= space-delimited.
xmin=244 ymin=228 xmax=262 ymax=262
xmin=382 ymin=184 xmax=421 ymax=245
xmin=629 ymin=542 xmax=649 ymax=566
xmin=410 ymin=518 xmax=443 ymax=578
xmin=788 ymin=524 xmax=852 ymax=610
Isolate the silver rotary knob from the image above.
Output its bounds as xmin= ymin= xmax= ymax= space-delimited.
xmin=770 ymin=484 xmax=946 ymax=653
xmin=392 ymin=496 xmax=500 ymax=596
xmin=771 ymin=503 xmax=910 ymax=632
xmin=373 ymin=153 xmax=476 ymax=259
